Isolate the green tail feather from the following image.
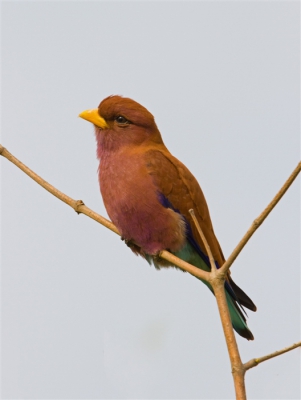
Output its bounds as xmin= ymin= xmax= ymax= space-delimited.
xmin=225 ymin=292 xmax=254 ymax=340
xmin=173 ymin=242 xmax=254 ymax=340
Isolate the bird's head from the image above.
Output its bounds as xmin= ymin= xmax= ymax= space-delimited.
xmin=79 ymin=95 xmax=164 ymax=155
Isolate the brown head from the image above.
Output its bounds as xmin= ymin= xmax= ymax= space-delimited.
xmin=79 ymin=95 xmax=164 ymax=155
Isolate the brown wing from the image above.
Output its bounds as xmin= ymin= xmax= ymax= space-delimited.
xmin=144 ymin=148 xmax=225 ymax=267
xmin=144 ymin=147 xmax=257 ymax=312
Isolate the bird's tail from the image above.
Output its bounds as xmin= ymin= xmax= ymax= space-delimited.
xmin=225 ymin=291 xmax=254 ymax=340
xmin=174 ymin=242 xmax=255 ymax=340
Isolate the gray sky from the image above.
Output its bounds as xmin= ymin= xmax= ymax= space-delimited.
xmin=1 ymin=1 xmax=300 ymax=399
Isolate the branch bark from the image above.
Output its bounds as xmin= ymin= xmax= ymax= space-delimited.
xmin=0 ymin=145 xmax=119 ymax=235
xmin=244 ymin=341 xmax=301 ymax=371
xmin=189 ymin=208 xmax=246 ymax=399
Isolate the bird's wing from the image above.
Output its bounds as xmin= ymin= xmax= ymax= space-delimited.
xmin=144 ymin=148 xmax=225 ymax=267
xmin=144 ymin=147 xmax=257 ymax=313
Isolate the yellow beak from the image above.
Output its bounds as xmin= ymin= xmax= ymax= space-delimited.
xmin=78 ymin=108 xmax=109 ymax=129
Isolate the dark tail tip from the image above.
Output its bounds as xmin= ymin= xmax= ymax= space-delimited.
xmin=236 ymin=327 xmax=254 ymax=341
xmin=230 ymin=278 xmax=257 ymax=312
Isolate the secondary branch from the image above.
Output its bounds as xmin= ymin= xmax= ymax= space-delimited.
xmin=244 ymin=341 xmax=301 ymax=371
xmin=219 ymin=161 xmax=301 ymax=275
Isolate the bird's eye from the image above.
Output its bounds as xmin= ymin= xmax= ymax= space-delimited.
xmin=115 ymin=115 xmax=129 ymax=125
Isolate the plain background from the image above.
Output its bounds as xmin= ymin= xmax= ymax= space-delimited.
xmin=1 ymin=1 xmax=300 ymax=399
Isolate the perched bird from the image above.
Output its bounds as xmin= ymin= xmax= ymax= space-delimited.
xmin=79 ymin=95 xmax=256 ymax=340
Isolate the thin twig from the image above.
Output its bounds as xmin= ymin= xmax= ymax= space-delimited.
xmin=189 ymin=209 xmax=216 ymax=271
xmin=0 ymin=145 xmax=119 ymax=235
xmin=219 ymin=161 xmax=301 ymax=275
xmin=244 ymin=341 xmax=301 ymax=371
xmin=159 ymin=250 xmax=209 ymax=281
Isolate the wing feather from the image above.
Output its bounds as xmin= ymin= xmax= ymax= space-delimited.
xmin=145 ymin=149 xmax=225 ymax=267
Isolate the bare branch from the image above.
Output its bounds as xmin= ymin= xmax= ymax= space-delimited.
xmin=0 ymin=145 xmax=119 ymax=235
xmin=189 ymin=209 xmax=246 ymax=399
xmin=159 ymin=250 xmax=210 ymax=281
xmin=244 ymin=341 xmax=301 ymax=371
xmin=189 ymin=209 xmax=216 ymax=271
xmin=0 ymin=144 xmax=209 ymax=282
xmin=212 ymin=281 xmax=246 ymax=399
xmin=219 ymin=161 xmax=301 ymax=275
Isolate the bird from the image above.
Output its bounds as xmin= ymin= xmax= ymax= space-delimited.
xmin=79 ymin=95 xmax=256 ymax=340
